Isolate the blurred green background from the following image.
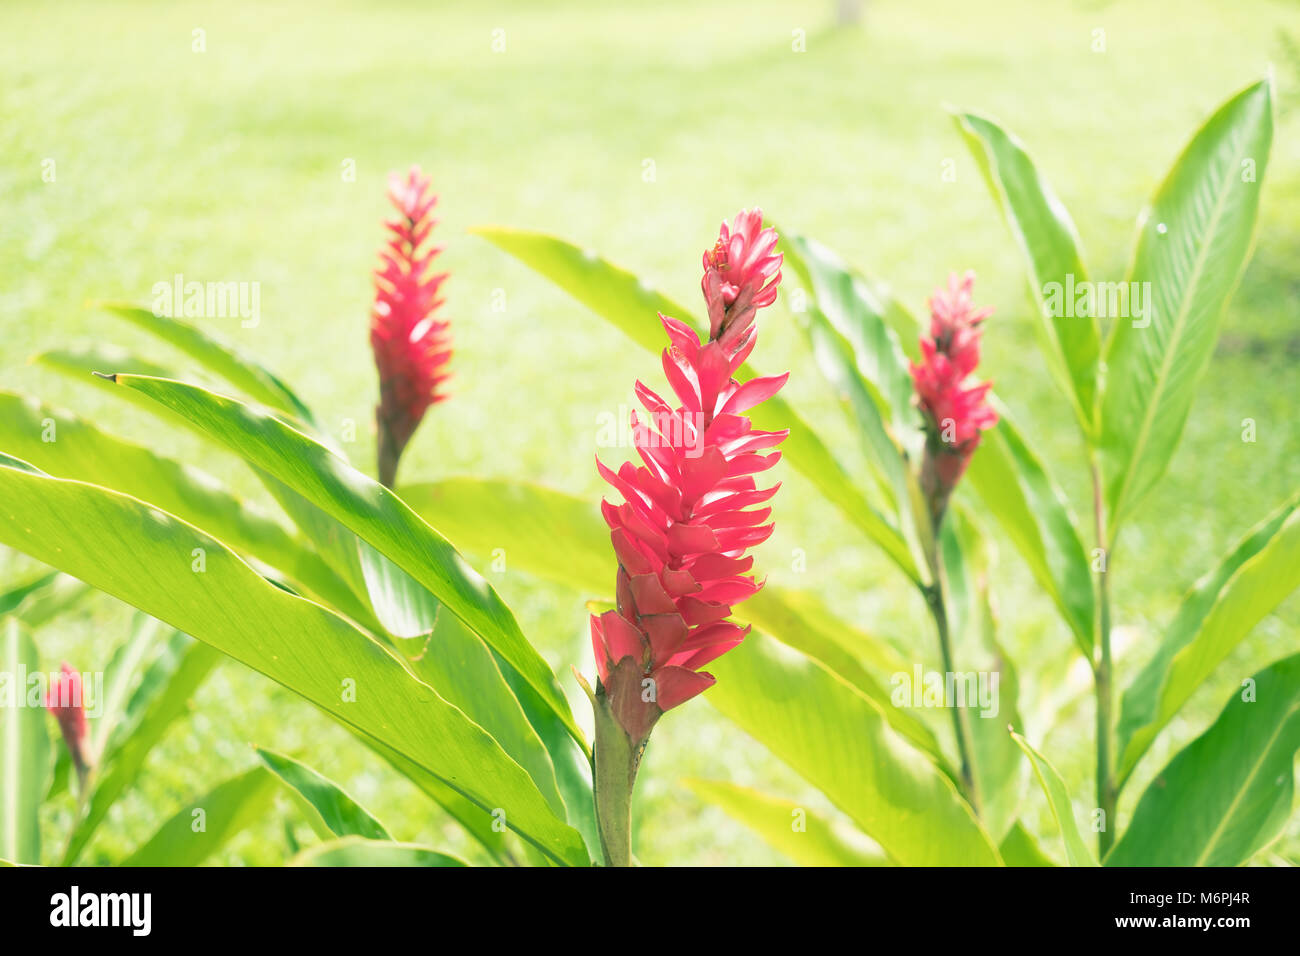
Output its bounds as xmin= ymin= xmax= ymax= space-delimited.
xmin=2 ymin=0 xmax=1297 ymax=864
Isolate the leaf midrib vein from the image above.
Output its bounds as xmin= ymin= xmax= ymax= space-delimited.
xmin=1110 ymin=129 xmax=1247 ymax=524
xmin=1192 ymin=699 xmax=1299 ymax=866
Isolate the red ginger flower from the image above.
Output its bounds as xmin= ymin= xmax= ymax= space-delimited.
xmin=909 ymin=271 xmax=998 ymax=522
xmin=370 ymin=166 xmax=452 ymax=487
xmin=591 ymin=210 xmax=788 ymax=743
xmin=45 ymin=663 xmax=91 ymax=781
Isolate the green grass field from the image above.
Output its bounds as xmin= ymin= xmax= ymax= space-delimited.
xmin=3 ymin=0 xmax=1298 ymax=864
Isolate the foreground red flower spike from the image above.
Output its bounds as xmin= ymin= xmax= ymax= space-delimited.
xmin=590 ymin=317 xmax=789 ymax=738
xmin=592 ymin=214 xmax=786 ymax=742
xmin=584 ymin=210 xmax=787 ymax=865
xmin=45 ymin=663 xmax=91 ymax=784
xmin=909 ymin=271 xmax=998 ymax=523
xmin=370 ymin=166 xmax=452 ymax=487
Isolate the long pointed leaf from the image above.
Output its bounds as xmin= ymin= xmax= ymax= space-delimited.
xmin=394 ymin=611 xmax=567 ymax=818
xmin=706 ymin=631 xmax=1001 ymax=865
xmin=256 ymin=747 xmax=391 ymax=841
xmin=684 ymin=778 xmax=889 ymax=866
xmin=1115 ymin=496 xmax=1300 ymax=784
xmin=941 ymin=511 xmax=1027 ymax=841
xmin=97 ymin=303 xmax=316 ymax=426
xmin=953 ymin=110 xmax=1099 ymax=431
xmin=0 ymin=391 xmax=362 ymax=622
xmin=781 ymin=232 xmax=929 ymax=578
xmin=0 ymin=620 xmax=50 ymax=865
xmin=1009 ymin=730 xmax=1099 ymax=866
xmin=122 ymin=766 xmax=276 ymax=866
xmin=1107 ymin=653 xmax=1300 ymax=867
xmin=290 ymin=837 xmax=466 ymax=867
xmin=1100 ymin=78 xmax=1274 ymax=533
xmin=964 ymin=405 xmax=1095 ymax=656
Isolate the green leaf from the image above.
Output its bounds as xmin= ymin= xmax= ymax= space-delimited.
xmin=780 ymin=232 xmax=929 ymax=576
xmin=256 ymin=747 xmax=391 ymax=841
xmin=489 ymin=651 xmax=598 ymax=858
xmin=400 ymin=479 xmax=611 ymax=595
xmin=0 ymin=391 xmax=365 ymax=622
xmin=998 ymin=820 xmax=1056 ymax=867
xmin=64 ymin=634 xmax=222 ymax=864
xmin=359 ymin=525 xmax=573 ymax=866
xmin=783 ymin=234 xmax=920 ymax=443
xmin=1115 ymin=496 xmax=1300 ymax=785
xmin=1099 ymin=78 xmax=1274 ymax=533
xmin=964 ymin=405 xmax=1096 ymax=657
xmin=122 ymin=766 xmax=276 ymax=866
xmin=381 ymin=493 xmax=594 ymax=850
xmin=97 ymin=303 xmax=317 ymax=426
xmin=706 ymin=631 xmax=1001 ymax=865
xmin=0 ymin=460 xmax=588 ymax=866
xmin=87 ymin=613 xmax=168 ymax=763
xmin=356 ymin=542 xmax=440 ymax=638
xmin=1009 ymin=730 xmax=1098 ymax=866
xmin=684 ymin=778 xmax=889 ymax=866
xmin=9 ymin=575 xmax=90 ymax=630
xmin=360 ymin=739 xmax=508 ymax=863
xmin=1107 ymin=653 xmax=1300 ymax=867
xmin=33 ymin=345 xmax=268 ymax=456
xmin=289 ymin=836 xmax=467 ymax=867
xmin=392 ymin=611 xmax=567 ymax=818
xmin=0 ymin=571 xmax=60 ymax=615
xmin=953 ymin=110 xmax=1099 ymax=430
xmin=35 ymin=343 xmax=175 ymax=380
xmin=742 ymin=589 xmax=944 ymax=762
xmin=109 ymin=373 xmax=584 ymax=749
xmin=471 ymin=226 xmax=920 ymax=582
xmin=261 ymin=470 xmax=555 ymax=858
xmin=0 ymin=619 xmax=50 ymax=865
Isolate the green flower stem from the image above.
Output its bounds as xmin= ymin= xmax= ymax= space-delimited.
xmin=919 ymin=507 xmax=979 ymax=813
xmin=591 ymin=690 xmax=642 ymax=867
xmin=376 ymin=418 xmax=401 ymax=489
xmin=925 ymin=580 xmax=981 ymax=815
xmin=1091 ymin=459 xmax=1116 ymax=859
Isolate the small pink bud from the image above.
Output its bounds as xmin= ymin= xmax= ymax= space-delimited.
xmin=700 ymin=208 xmax=782 ymax=353
xmin=45 ymin=662 xmax=91 ymax=778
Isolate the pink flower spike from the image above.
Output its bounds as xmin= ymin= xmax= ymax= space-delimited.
xmin=590 ymin=212 xmax=787 ymax=744
xmin=909 ymin=272 xmax=998 ymax=522
xmin=45 ymin=663 xmax=91 ymax=780
xmin=370 ymin=165 xmax=452 ymax=487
